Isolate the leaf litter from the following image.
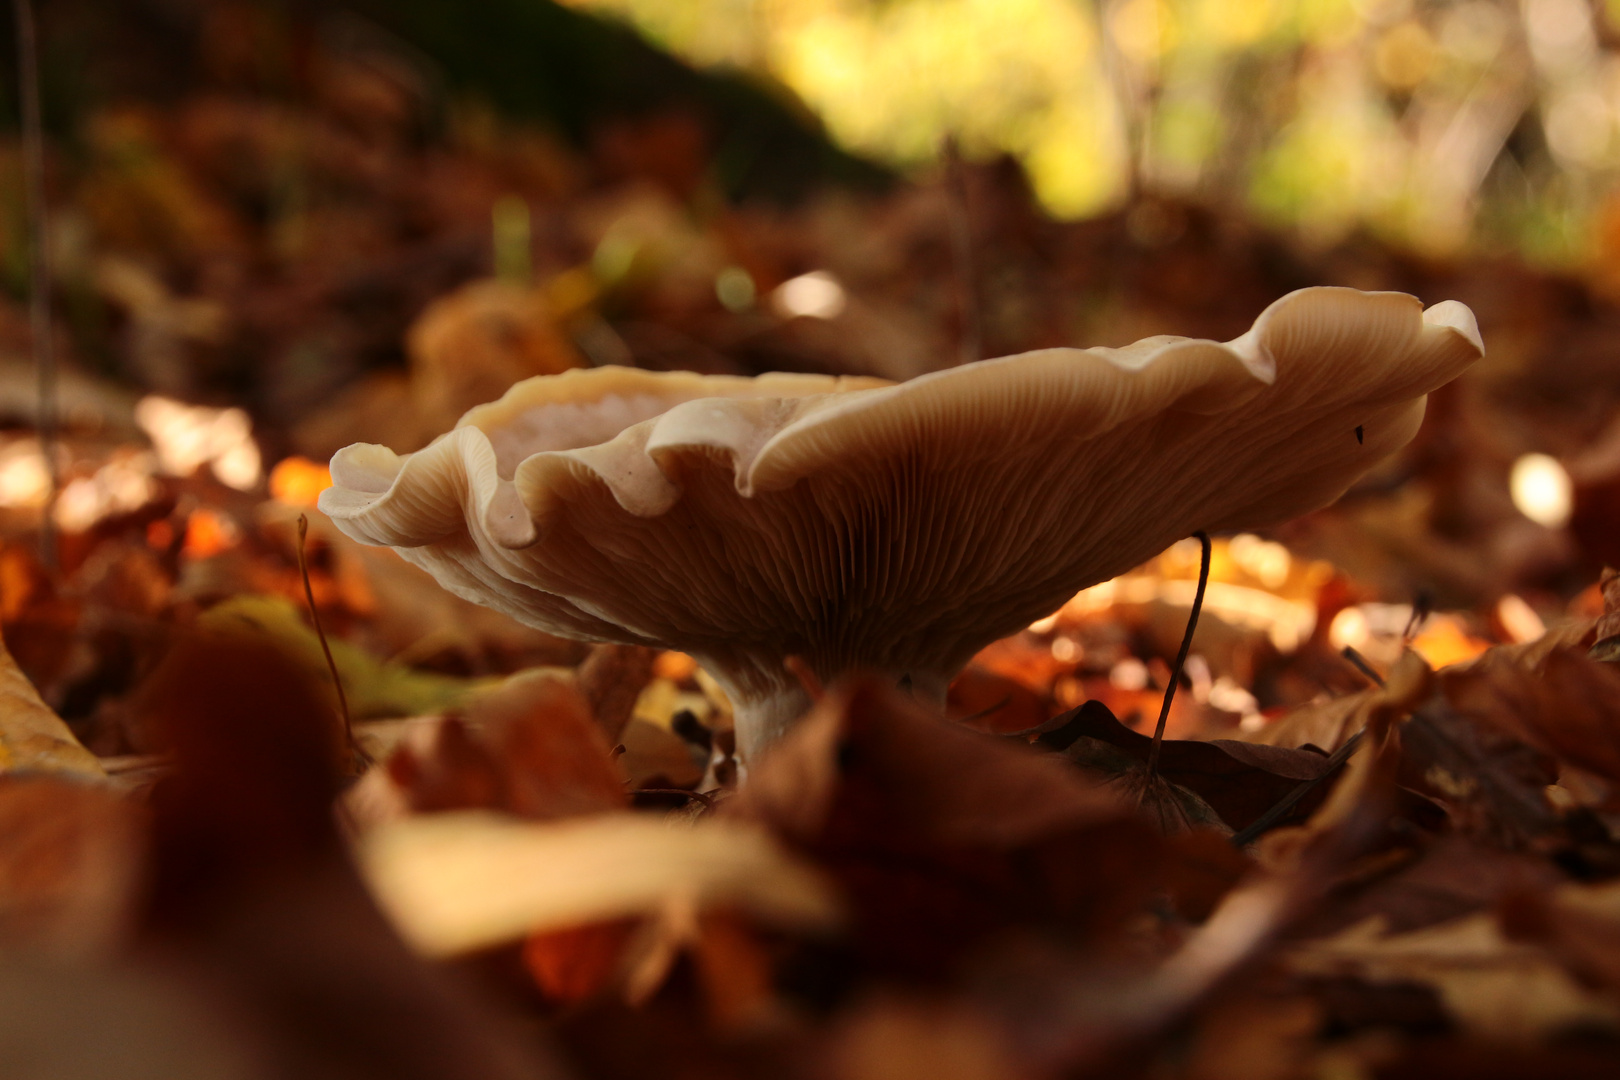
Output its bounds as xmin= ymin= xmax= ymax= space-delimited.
xmin=9 ymin=10 xmax=1620 ymax=1077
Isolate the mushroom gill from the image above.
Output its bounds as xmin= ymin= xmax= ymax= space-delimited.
xmin=320 ymin=287 xmax=1483 ymax=766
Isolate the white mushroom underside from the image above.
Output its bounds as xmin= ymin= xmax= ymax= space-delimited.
xmin=321 ymin=288 xmax=1483 ymax=747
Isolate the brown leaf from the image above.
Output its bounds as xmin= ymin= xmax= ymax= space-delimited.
xmin=0 ymin=775 xmax=143 ymax=956
xmin=0 ymin=620 xmax=103 ymax=778
xmin=132 ymin=632 xmax=571 ymax=1080
xmin=730 ymin=680 xmax=1158 ymax=978
xmin=1032 ymin=700 xmax=1335 ymax=832
xmin=1500 ymin=877 xmax=1620 ymax=994
xmin=1287 ymin=913 xmax=1620 ymax=1040
xmin=576 ymin=644 xmax=659 ymax=744
xmin=1442 ymin=645 xmax=1620 ymax=786
xmin=349 ymin=671 xmax=627 ymax=827
xmin=523 ymin=918 xmax=640 ymax=1006
xmin=1590 ymin=566 xmax=1620 ymax=662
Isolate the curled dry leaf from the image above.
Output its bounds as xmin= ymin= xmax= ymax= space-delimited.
xmin=1016 ymin=658 xmax=1432 ymax=1074
xmin=357 ymin=811 xmax=840 ymax=957
xmin=0 ymin=622 xmax=103 ymax=778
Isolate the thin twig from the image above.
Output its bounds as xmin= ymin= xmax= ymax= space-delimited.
xmin=1145 ymin=531 xmax=1211 ymax=781
xmin=296 ymin=514 xmax=365 ymax=766
xmin=1340 ymin=646 xmax=1387 ymax=688
xmin=1401 ymin=591 xmax=1432 ymax=644
xmin=13 ymin=0 xmax=58 ymax=571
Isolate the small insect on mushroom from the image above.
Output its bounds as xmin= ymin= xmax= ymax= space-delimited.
xmin=320 ymin=287 xmax=1482 ymax=769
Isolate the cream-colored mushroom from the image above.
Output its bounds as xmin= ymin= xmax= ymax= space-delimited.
xmin=320 ymin=287 xmax=1482 ymax=766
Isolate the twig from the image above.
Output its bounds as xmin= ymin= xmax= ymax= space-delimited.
xmin=1402 ymin=591 xmax=1432 ymax=644
xmin=1340 ymin=646 xmax=1386 ymax=688
xmin=1145 ymin=531 xmax=1211 ymax=781
xmin=295 ymin=514 xmax=366 ymax=766
xmin=13 ymin=0 xmax=58 ymax=571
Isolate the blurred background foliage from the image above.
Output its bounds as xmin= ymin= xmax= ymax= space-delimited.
xmin=6 ymin=0 xmax=1620 ymax=616
xmin=563 ymin=0 xmax=1620 ymax=266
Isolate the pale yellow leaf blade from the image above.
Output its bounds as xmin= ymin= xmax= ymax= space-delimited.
xmin=357 ymin=811 xmax=840 ymax=957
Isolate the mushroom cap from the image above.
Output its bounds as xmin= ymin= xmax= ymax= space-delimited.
xmin=320 ymin=287 xmax=1482 ymax=699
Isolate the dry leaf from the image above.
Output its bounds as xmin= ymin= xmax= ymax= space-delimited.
xmin=0 ymin=776 xmax=143 ymax=956
xmin=357 ymin=811 xmax=840 ymax=956
xmin=1033 ymin=699 xmax=1335 ymax=832
xmin=347 ymin=671 xmax=627 ymax=827
xmin=0 ymin=622 xmax=103 ymax=778
xmin=1288 ymin=914 xmax=1620 ymax=1040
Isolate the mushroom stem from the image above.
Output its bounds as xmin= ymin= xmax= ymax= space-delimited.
xmin=722 ymin=667 xmax=954 ymax=770
xmin=729 ymin=682 xmax=817 ymax=766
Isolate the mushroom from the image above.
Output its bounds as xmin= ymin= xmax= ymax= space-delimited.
xmin=320 ymin=287 xmax=1482 ymax=766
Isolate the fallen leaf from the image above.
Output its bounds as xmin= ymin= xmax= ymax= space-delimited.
xmin=618 ymin=718 xmax=705 ymax=790
xmin=0 ymin=776 xmax=143 ymax=956
xmin=197 ymin=594 xmax=493 ymax=720
xmin=522 ymin=918 xmax=641 ymax=1005
xmin=1442 ymin=645 xmax=1620 ymax=787
xmin=133 ymin=631 xmax=571 ymax=1080
xmin=357 ymin=811 xmax=840 ymax=957
xmin=1589 ymin=567 xmax=1620 ymax=662
xmin=1288 ymin=914 xmax=1620 ymax=1040
xmin=348 ymin=670 xmax=627 ymax=826
xmin=576 ymin=643 xmax=659 ymax=743
xmin=730 ymin=680 xmax=1157 ymax=977
xmin=0 ymin=621 xmax=103 ymax=777
xmin=1031 ymin=699 xmax=1335 ymax=832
